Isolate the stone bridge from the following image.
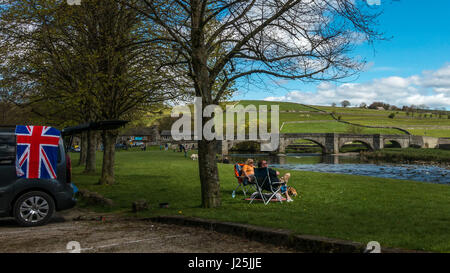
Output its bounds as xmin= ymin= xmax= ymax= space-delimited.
xmin=220 ymin=133 xmax=441 ymax=155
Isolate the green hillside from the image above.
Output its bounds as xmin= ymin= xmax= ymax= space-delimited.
xmin=233 ymin=100 xmax=450 ymax=137
xmin=236 ymin=100 xmax=320 ymax=112
xmin=149 ymin=100 xmax=450 ymax=138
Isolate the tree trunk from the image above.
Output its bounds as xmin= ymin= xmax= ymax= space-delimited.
xmin=190 ymin=5 xmax=222 ymax=207
xmin=193 ymin=86 xmax=222 ymax=208
xmin=78 ymin=131 xmax=88 ymax=166
xmin=84 ymin=130 xmax=96 ymax=174
xmin=98 ymin=130 xmax=117 ymax=185
xmin=197 ymin=139 xmax=221 ymax=208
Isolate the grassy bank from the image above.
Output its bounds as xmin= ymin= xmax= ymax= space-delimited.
xmin=71 ymin=150 xmax=450 ymax=252
xmin=363 ymin=148 xmax=450 ymax=163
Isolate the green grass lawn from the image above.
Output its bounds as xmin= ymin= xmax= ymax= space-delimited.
xmin=71 ymin=150 xmax=450 ymax=252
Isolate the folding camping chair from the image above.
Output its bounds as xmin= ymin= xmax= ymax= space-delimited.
xmin=250 ymin=167 xmax=285 ymax=205
xmin=232 ymin=163 xmax=255 ymax=198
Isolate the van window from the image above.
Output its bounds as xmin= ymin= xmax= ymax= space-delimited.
xmin=0 ymin=134 xmax=63 ymax=165
xmin=0 ymin=142 xmax=15 ymax=165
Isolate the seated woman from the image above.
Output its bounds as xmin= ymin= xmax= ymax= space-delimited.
xmin=242 ymin=159 xmax=256 ymax=185
xmin=258 ymin=160 xmax=293 ymax=202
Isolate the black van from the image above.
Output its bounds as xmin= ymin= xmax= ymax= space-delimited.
xmin=0 ymin=126 xmax=76 ymax=227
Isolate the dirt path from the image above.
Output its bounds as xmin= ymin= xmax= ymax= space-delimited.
xmin=0 ymin=209 xmax=295 ymax=253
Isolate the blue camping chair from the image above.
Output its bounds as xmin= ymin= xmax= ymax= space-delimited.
xmin=250 ymin=167 xmax=285 ymax=205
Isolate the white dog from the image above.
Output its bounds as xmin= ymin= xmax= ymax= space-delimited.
xmin=190 ymin=154 xmax=198 ymax=160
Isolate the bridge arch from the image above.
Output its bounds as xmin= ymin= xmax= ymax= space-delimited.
xmin=280 ymin=136 xmax=327 ymax=154
xmin=384 ymin=139 xmax=403 ymax=148
xmin=283 ymin=137 xmax=327 ymax=154
xmin=339 ymin=140 xmax=374 ymax=152
xmin=338 ymin=136 xmax=375 ymax=152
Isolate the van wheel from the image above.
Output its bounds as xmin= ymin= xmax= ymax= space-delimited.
xmin=13 ymin=191 xmax=55 ymax=227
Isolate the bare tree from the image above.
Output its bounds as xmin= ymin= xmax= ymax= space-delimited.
xmin=124 ymin=0 xmax=382 ymax=207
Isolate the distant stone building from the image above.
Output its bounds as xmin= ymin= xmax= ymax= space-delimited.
xmin=159 ymin=130 xmax=198 ymax=150
xmin=160 ymin=130 xmax=173 ymax=142
xmin=118 ymin=125 xmax=160 ymax=145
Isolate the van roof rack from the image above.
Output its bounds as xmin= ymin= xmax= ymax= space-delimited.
xmin=62 ymin=120 xmax=129 ymax=136
xmin=61 ymin=120 xmax=128 ymax=151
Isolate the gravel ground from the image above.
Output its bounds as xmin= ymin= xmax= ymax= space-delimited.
xmin=0 ymin=209 xmax=295 ymax=253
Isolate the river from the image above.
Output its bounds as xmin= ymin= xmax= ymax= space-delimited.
xmin=226 ymin=153 xmax=450 ymax=185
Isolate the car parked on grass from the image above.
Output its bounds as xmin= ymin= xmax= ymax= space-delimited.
xmin=70 ymin=146 xmax=81 ymax=152
xmin=115 ymin=143 xmax=127 ymax=150
xmin=0 ymin=126 xmax=76 ymax=227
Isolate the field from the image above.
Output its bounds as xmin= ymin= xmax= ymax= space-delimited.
xmin=233 ymin=101 xmax=450 ymax=137
xmin=149 ymin=100 xmax=450 ymax=138
xmin=71 ymin=150 xmax=450 ymax=252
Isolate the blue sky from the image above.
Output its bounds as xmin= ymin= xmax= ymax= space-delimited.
xmin=235 ymin=0 xmax=450 ymax=109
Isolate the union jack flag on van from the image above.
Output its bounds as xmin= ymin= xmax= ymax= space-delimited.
xmin=15 ymin=125 xmax=61 ymax=179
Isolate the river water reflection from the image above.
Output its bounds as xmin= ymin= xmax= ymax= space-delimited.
xmin=227 ymin=153 xmax=450 ymax=185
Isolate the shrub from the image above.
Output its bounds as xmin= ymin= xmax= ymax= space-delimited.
xmin=388 ymin=113 xmax=395 ymax=119
xmin=347 ymin=125 xmax=364 ymax=134
xmin=230 ymin=141 xmax=260 ymax=152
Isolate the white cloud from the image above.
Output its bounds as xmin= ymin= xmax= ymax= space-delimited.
xmin=421 ymin=65 xmax=450 ymax=93
xmin=264 ymin=63 xmax=450 ymax=109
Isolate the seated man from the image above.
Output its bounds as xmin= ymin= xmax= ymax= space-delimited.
xmin=222 ymin=156 xmax=230 ymax=164
xmin=257 ymin=160 xmax=293 ymax=202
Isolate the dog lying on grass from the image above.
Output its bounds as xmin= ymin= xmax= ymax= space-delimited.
xmin=288 ymin=186 xmax=298 ymax=197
